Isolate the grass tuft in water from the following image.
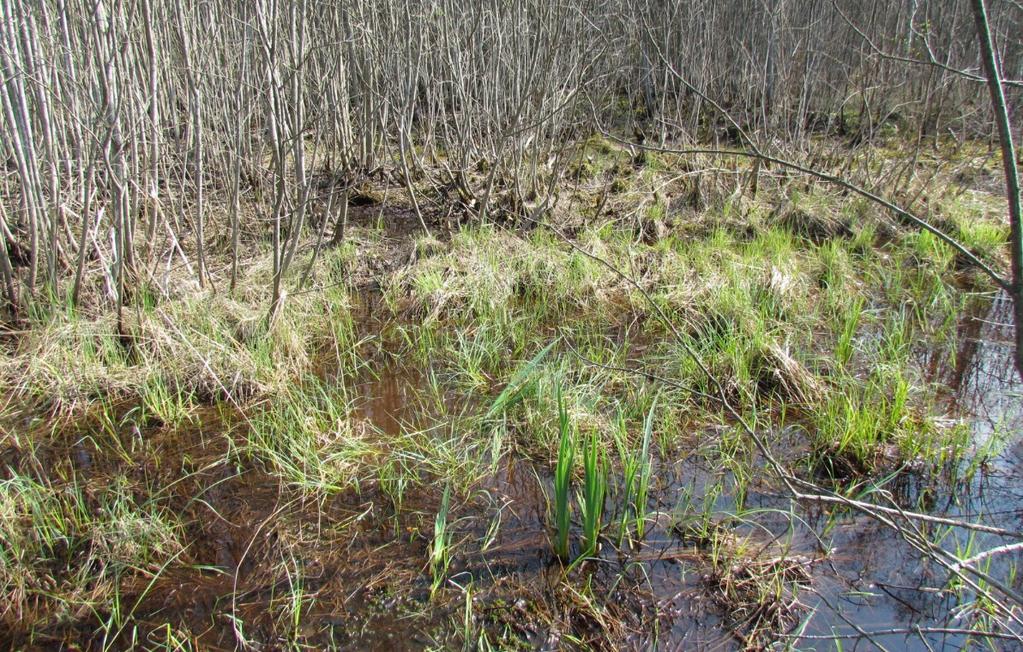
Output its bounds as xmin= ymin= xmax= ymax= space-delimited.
xmin=615 ymin=396 xmax=656 ymax=543
xmin=634 ymin=397 xmax=656 ymax=539
xmin=486 ymin=339 xmax=557 ymax=420
xmin=430 ymin=484 xmax=452 ymax=598
xmin=553 ymin=383 xmax=575 ymax=560
xmin=579 ymin=428 xmax=607 ymax=558
xmin=835 ymin=295 xmax=865 ymax=368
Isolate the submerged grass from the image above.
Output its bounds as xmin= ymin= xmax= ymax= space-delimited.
xmin=430 ymin=484 xmax=452 ymax=598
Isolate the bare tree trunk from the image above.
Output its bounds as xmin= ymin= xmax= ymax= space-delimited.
xmin=0 ymin=200 xmax=19 ymax=317
xmin=971 ymin=0 xmax=1023 ymax=379
xmin=228 ymin=17 xmax=248 ymax=293
xmin=141 ymin=0 xmax=161 ymax=263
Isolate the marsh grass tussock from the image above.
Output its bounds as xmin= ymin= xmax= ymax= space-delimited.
xmin=0 ymin=470 xmax=183 ymax=630
xmin=2 ymin=247 xmax=361 ymax=417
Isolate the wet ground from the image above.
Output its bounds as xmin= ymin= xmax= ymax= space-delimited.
xmin=340 ymin=290 xmax=1023 ymax=650
xmin=3 ymin=291 xmax=1022 ymax=650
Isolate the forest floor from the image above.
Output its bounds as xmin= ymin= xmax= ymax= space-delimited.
xmin=1 ymin=138 xmax=1021 ymax=650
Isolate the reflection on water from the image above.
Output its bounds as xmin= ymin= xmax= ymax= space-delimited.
xmin=951 ymin=292 xmax=1022 ymax=447
xmin=798 ymin=291 xmax=1023 ymax=650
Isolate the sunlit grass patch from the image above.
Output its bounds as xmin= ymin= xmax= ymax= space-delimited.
xmin=388 ymin=224 xmax=613 ymax=325
xmin=773 ymin=186 xmax=853 ymax=242
xmin=938 ymin=190 xmax=1009 ymax=261
xmin=140 ymin=375 xmax=197 ymax=429
xmin=0 ymin=149 xmax=1010 ymax=647
xmin=2 ymin=250 xmax=360 ymax=418
xmin=382 ymin=204 xmax=980 ymax=481
xmin=244 ymin=378 xmax=374 ymax=493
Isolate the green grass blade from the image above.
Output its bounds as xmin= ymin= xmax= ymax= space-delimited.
xmin=553 ymin=382 xmax=574 ymax=559
xmin=485 ymin=339 xmax=558 ymax=419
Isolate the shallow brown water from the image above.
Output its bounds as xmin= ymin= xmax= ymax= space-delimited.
xmin=333 ymin=292 xmax=1023 ymax=650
